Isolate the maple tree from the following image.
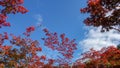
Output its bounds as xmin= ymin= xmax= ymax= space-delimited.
xmin=0 ymin=0 xmax=28 ymax=28
xmin=42 ymin=28 xmax=77 ymax=67
xmin=74 ymin=0 xmax=120 ymax=66
xmin=74 ymin=46 xmax=120 ymax=68
xmin=80 ymin=0 xmax=120 ymax=32
xmin=73 ymin=0 xmax=120 ymax=68
xmin=0 ymin=0 xmax=119 ymax=68
xmin=0 ymin=34 xmax=45 ymax=68
xmin=117 ymin=44 xmax=120 ymax=49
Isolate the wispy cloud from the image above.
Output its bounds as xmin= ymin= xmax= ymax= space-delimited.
xmin=34 ymin=14 xmax=47 ymax=30
xmin=36 ymin=14 xmax=43 ymax=22
xmin=79 ymin=26 xmax=120 ymax=52
xmin=34 ymin=14 xmax=43 ymax=27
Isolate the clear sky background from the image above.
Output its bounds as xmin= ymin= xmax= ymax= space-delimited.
xmin=3 ymin=0 xmax=88 ymax=42
xmin=1 ymin=0 xmax=120 ymax=61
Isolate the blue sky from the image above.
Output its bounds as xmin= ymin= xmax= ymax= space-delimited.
xmin=0 ymin=0 xmax=88 ymax=41
xmin=1 ymin=0 xmax=119 ymax=62
xmin=23 ymin=0 xmax=88 ymax=41
xmin=3 ymin=0 xmax=88 ymax=61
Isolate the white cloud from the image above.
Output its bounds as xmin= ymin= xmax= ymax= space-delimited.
xmin=34 ymin=14 xmax=47 ymax=29
xmin=79 ymin=26 xmax=120 ymax=52
xmin=34 ymin=14 xmax=43 ymax=27
xmin=35 ymin=14 xmax=43 ymax=22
